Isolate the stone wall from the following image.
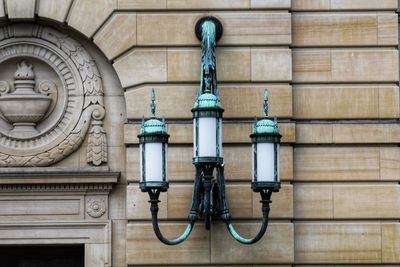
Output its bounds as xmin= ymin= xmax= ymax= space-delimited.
xmin=0 ymin=0 xmax=398 ymax=266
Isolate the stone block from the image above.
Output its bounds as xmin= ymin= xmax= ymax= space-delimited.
xmin=294 ymin=183 xmax=333 ymax=219
xmin=293 ymin=13 xmax=398 ymax=46
xmin=38 ymin=0 xmax=72 ymax=22
xmin=126 ymin=222 xmax=210 ymax=265
xmin=6 ymin=0 xmax=35 ymax=19
xmin=211 ymin=223 xmax=294 ymax=264
xmin=293 ymin=49 xmax=399 ymax=83
xmin=124 ymin=84 xmax=292 ymax=119
xmin=333 ymin=183 xmax=400 ymax=219
xmin=295 ymin=223 xmax=382 ymax=263
xmin=68 ymin=0 xmax=116 ymax=37
xmin=114 ymin=48 xmax=167 ymax=88
xmin=94 ymin=13 xmax=137 ymax=60
xmin=293 ymin=85 xmax=399 ymax=119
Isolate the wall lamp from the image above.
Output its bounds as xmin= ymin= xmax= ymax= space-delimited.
xmin=138 ymin=16 xmax=281 ymax=245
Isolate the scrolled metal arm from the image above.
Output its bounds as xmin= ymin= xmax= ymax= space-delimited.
xmin=224 ymin=189 xmax=273 ymax=245
xmin=148 ymin=189 xmax=195 ymax=245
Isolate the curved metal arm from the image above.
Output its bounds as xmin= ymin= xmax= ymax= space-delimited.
xmin=224 ymin=189 xmax=273 ymax=245
xmin=148 ymin=184 xmax=200 ymax=245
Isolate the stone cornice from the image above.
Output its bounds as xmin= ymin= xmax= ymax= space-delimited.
xmin=0 ymin=167 xmax=119 ymax=186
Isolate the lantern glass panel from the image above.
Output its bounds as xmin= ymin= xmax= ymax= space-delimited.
xmin=198 ymin=117 xmax=217 ymax=157
xmin=255 ymin=143 xmax=276 ymax=182
xmin=144 ymin=142 xmax=164 ymax=182
xmin=218 ymin=118 xmax=222 ymax=156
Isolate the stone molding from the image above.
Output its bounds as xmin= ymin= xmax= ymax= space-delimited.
xmin=0 ymin=168 xmax=119 ymax=187
xmin=0 ymin=24 xmax=107 ymax=167
xmin=0 ymin=221 xmax=111 ymax=266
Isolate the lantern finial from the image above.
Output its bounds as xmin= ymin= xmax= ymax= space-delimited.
xmin=150 ymin=88 xmax=156 ymax=118
xmin=263 ymin=89 xmax=269 ymax=118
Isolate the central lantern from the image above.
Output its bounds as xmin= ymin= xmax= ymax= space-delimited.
xmin=137 ymin=16 xmax=281 ymax=245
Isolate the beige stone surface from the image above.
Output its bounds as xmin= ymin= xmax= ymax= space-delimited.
xmin=167 ymin=48 xmax=251 ymax=82
xmin=253 ymin=183 xmax=293 ymax=219
xmin=294 ymin=184 xmax=333 ymax=219
xmin=211 ymin=223 xmax=294 ymax=264
xmin=6 ymin=0 xmax=35 ymax=19
xmin=159 ymin=183 xmax=292 ymax=219
xmin=94 ymin=13 xmax=137 ymax=60
xmin=38 ymin=0 xmax=72 ymax=22
xmin=293 ymin=85 xmax=399 ymax=119
xmin=292 ymin=0 xmax=398 ymax=10
xmin=112 ymin=220 xmax=127 ymax=267
xmin=137 ymin=12 xmax=205 ymax=45
xmin=118 ymin=0 xmax=167 ymax=9
xmin=330 ymin=0 xmax=398 ymax=10
xmin=382 ymin=224 xmax=400 ymax=263
xmin=292 ymin=0 xmax=330 ymax=10
xmin=215 ymin=11 xmax=291 ymax=45
xmin=294 ymin=147 xmax=382 ymax=181
xmin=297 ymin=123 xmax=400 ymax=144
xmin=251 ymin=48 xmax=292 ymax=81
xmin=0 ymin=1 xmax=4 ymax=17
xmin=333 ymin=183 xmax=400 ymax=219
xmin=295 ymin=223 xmax=382 ymax=263
xmin=166 ymin=48 xmax=292 ymax=83
xmin=293 ymin=13 xmax=398 ymax=46
xmin=251 ymin=0 xmax=291 ymax=8
xmin=293 ymin=49 xmax=399 ymax=83
xmin=380 ymin=147 xmax=400 ymax=181
xmin=68 ymin=0 xmax=116 ymax=37
xmin=114 ymin=48 xmax=167 ymax=88
xmin=126 ymin=223 xmax=210 ymax=265
xmin=167 ymin=0 xmax=250 ymax=9
xmin=296 ymin=124 xmax=333 ymax=144
xmin=332 ymin=124 xmax=400 ymax=144
xmin=127 ymin=145 xmax=293 ymax=182
xmin=136 ymin=11 xmax=290 ymax=45
xmin=124 ymin=122 xmax=295 ymax=144
xmin=0 ymin=195 xmax=83 ymax=221
xmin=127 ymin=184 xmax=167 ymax=219
xmin=125 ymin=84 xmax=292 ymax=119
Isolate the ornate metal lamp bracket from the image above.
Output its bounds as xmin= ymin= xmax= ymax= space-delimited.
xmin=143 ymin=16 xmax=275 ymax=246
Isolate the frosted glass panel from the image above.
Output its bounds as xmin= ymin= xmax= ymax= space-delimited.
xmin=256 ymin=143 xmax=275 ymax=182
xmin=198 ymin=117 xmax=217 ymax=157
xmin=144 ymin=143 xmax=163 ymax=182
xmin=140 ymin=144 xmax=143 ymax=182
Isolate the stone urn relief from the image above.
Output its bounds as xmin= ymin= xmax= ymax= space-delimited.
xmin=0 ymin=61 xmax=52 ymax=138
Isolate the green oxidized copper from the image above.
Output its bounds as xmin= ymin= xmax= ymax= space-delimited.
xmin=139 ymin=88 xmax=169 ymax=141
xmin=253 ymin=89 xmax=280 ymax=135
xmin=193 ymin=19 xmax=221 ymax=109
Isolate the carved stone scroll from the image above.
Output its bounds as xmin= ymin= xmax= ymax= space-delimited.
xmin=0 ymin=24 xmax=107 ymax=167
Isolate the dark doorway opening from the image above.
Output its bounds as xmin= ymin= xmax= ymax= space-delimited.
xmin=0 ymin=245 xmax=84 ymax=267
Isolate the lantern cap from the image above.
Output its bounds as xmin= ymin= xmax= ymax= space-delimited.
xmin=139 ymin=88 xmax=169 ymax=136
xmin=193 ymin=93 xmax=221 ymax=109
xmin=253 ymin=118 xmax=280 ymax=135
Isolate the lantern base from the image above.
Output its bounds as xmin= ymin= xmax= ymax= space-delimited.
xmin=140 ymin=181 xmax=169 ymax=192
xmin=192 ymin=156 xmax=223 ymax=166
xmin=252 ymin=181 xmax=280 ymax=192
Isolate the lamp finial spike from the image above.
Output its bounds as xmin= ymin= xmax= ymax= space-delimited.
xmin=150 ymin=88 xmax=156 ymax=118
xmin=263 ymin=89 xmax=269 ymax=117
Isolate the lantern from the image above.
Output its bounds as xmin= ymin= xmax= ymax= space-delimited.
xmin=138 ymin=89 xmax=169 ymax=192
xmin=250 ymin=90 xmax=281 ymax=192
xmin=192 ymin=93 xmax=224 ymax=165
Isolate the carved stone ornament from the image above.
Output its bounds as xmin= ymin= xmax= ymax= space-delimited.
xmin=86 ymin=198 xmax=106 ymax=218
xmin=0 ymin=24 xmax=107 ymax=166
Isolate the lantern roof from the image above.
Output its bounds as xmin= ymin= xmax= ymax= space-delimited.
xmin=194 ymin=92 xmax=221 ymax=109
xmin=252 ymin=89 xmax=280 ymax=135
xmin=140 ymin=89 xmax=168 ymax=136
